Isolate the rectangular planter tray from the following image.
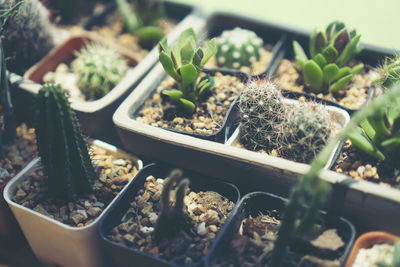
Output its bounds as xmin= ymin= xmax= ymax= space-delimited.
xmin=7 ymin=1 xmax=204 ymax=145
xmin=113 ymin=10 xmax=400 ymax=235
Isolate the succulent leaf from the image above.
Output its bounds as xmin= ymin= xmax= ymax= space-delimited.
xmin=293 ymin=41 xmax=308 ymax=64
xmin=337 ymin=34 xmax=361 ymax=67
xmin=329 ymin=74 xmax=352 ymax=93
xmin=303 ymin=60 xmax=323 ymax=92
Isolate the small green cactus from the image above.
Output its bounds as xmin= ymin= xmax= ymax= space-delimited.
xmin=158 ymin=28 xmax=217 ymax=114
xmin=239 ymin=80 xmax=286 ymax=151
xmin=116 ymin=0 xmax=165 ymax=47
xmin=277 ymin=101 xmax=332 ymax=163
xmin=293 ymin=21 xmax=364 ymax=94
xmin=216 ymin=27 xmax=263 ymax=69
xmin=35 ymin=83 xmax=96 ymax=201
xmin=374 ymin=55 xmax=400 ymax=90
xmin=0 ymin=0 xmax=57 ymax=74
xmin=154 ymin=169 xmax=193 ymax=241
xmin=71 ymin=43 xmax=129 ymax=100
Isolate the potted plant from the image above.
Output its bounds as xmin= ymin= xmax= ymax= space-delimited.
xmin=274 ymin=21 xmax=376 ymax=113
xmin=98 ymin=163 xmax=240 ymax=266
xmin=4 ymin=83 xmax=143 ymax=267
xmin=345 ymin=231 xmax=400 ymax=267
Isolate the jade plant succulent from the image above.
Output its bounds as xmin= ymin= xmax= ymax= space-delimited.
xmin=293 ymin=21 xmax=364 ymax=94
xmin=116 ymin=0 xmax=165 ymax=47
xmin=216 ymin=27 xmax=263 ymax=69
xmin=35 ymin=83 xmax=96 ymax=201
xmin=154 ymin=169 xmax=193 ymax=241
xmin=158 ymin=28 xmax=217 ymax=114
xmin=71 ymin=43 xmax=129 ymax=100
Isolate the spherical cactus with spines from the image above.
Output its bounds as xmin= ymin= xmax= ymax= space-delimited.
xmin=71 ymin=43 xmax=129 ymax=100
xmin=277 ymin=101 xmax=332 ymax=163
xmin=239 ymin=80 xmax=286 ymax=151
xmin=216 ymin=27 xmax=263 ymax=69
xmin=35 ymin=83 xmax=96 ymax=201
xmin=0 ymin=0 xmax=57 ymax=74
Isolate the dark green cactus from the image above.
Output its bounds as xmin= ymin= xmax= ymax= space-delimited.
xmin=216 ymin=27 xmax=263 ymax=69
xmin=293 ymin=21 xmax=364 ymax=94
xmin=239 ymin=80 xmax=286 ymax=151
xmin=159 ymin=28 xmax=216 ymax=114
xmin=154 ymin=169 xmax=193 ymax=241
xmin=116 ymin=0 xmax=165 ymax=47
xmin=277 ymin=101 xmax=332 ymax=163
xmin=0 ymin=0 xmax=56 ymax=74
xmin=270 ymin=81 xmax=400 ymax=267
xmin=35 ymin=83 xmax=96 ymax=201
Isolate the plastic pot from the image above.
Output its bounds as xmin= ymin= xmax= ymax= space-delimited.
xmin=3 ymin=140 xmax=143 ymax=267
xmin=206 ymin=191 xmax=356 ymax=267
xmin=98 ymin=163 xmax=240 ymax=267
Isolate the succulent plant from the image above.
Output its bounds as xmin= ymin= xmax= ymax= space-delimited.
xmin=154 ymin=169 xmax=193 ymax=241
xmin=293 ymin=21 xmax=364 ymax=94
xmin=374 ymin=55 xmax=400 ymax=90
xmin=215 ymin=27 xmax=263 ymax=69
xmin=0 ymin=0 xmax=57 ymax=74
xmin=277 ymin=101 xmax=332 ymax=163
xmin=35 ymin=83 xmax=96 ymax=201
xmin=116 ymin=0 xmax=165 ymax=47
xmin=159 ymin=28 xmax=217 ymax=114
xmin=239 ymin=79 xmax=286 ymax=151
xmin=71 ymin=43 xmax=129 ymax=100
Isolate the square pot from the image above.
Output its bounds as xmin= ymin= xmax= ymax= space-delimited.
xmin=8 ymin=2 xmax=203 ymax=144
xmin=205 ymin=192 xmax=356 ymax=266
xmin=98 ymin=163 xmax=240 ymax=267
xmin=3 ymin=140 xmax=143 ymax=267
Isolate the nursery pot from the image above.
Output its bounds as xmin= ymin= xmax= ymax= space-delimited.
xmin=3 ymin=140 xmax=143 ymax=267
xmin=98 ymin=163 xmax=240 ymax=267
xmin=205 ymin=191 xmax=356 ymax=267
xmin=345 ymin=231 xmax=400 ymax=267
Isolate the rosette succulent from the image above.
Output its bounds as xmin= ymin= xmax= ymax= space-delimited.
xmin=158 ymin=28 xmax=216 ymax=114
xmin=216 ymin=27 xmax=263 ymax=69
xmin=293 ymin=21 xmax=364 ymax=94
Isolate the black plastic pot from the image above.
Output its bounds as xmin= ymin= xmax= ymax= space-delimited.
xmin=98 ymin=163 xmax=240 ymax=267
xmin=205 ymin=12 xmax=287 ymax=78
xmin=205 ymin=192 xmax=356 ymax=267
xmin=130 ymin=68 xmax=251 ymax=142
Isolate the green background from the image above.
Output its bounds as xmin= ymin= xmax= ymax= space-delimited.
xmin=169 ymin=0 xmax=400 ymax=51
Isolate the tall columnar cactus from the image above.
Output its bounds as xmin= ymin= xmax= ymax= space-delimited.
xmin=277 ymin=101 xmax=332 ymax=163
xmin=215 ymin=27 xmax=263 ymax=69
xmin=116 ymin=0 xmax=165 ymax=47
xmin=374 ymin=55 xmax=400 ymax=90
xmin=159 ymin=28 xmax=217 ymax=114
xmin=293 ymin=21 xmax=364 ymax=94
xmin=71 ymin=43 xmax=129 ymax=100
xmin=154 ymin=169 xmax=193 ymax=241
xmin=239 ymin=80 xmax=286 ymax=151
xmin=0 ymin=0 xmax=57 ymax=74
xmin=35 ymin=83 xmax=96 ymax=201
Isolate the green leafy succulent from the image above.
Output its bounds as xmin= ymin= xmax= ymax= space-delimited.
xmin=293 ymin=21 xmax=364 ymax=94
xmin=158 ymin=28 xmax=217 ymax=114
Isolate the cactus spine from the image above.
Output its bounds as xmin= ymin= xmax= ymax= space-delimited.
xmin=154 ymin=169 xmax=192 ymax=241
xmin=374 ymin=55 xmax=400 ymax=90
xmin=35 ymin=83 xmax=96 ymax=201
xmin=0 ymin=0 xmax=57 ymax=74
xmin=239 ymin=80 xmax=286 ymax=151
xmin=216 ymin=27 xmax=263 ymax=69
xmin=71 ymin=43 xmax=129 ymax=100
xmin=277 ymin=101 xmax=332 ymax=163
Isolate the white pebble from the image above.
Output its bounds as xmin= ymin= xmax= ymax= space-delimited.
xmin=197 ymin=222 xmax=207 ymax=236
xmin=140 ymin=226 xmax=154 ymax=235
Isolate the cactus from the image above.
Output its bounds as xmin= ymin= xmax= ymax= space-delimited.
xmin=374 ymin=55 xmax=400 ymax=90
xmin=270 ymin=81 xmax=400 ymax=267
xmin=154 ymin=169 xmax=193 ymax=241
xmin=116 ymin=0 xmax=165 ymax=47
xmin=71 ymin=43 xmax=129 ymax=100
xmin=239 ymin=80 xmax=286 ymax=151
xmin=277 ymin=101 xmax=332 ymax=163
xmin=293 ymin=21 xmax=364 ymax=94
xmin=215 ymin=27 xmax=263 ymax=69
xmin=0 ymin=0 xmax=57 ymax=74
xmin=35 ymin=83 xmax=96 ymax=201
xmin=158 ymin=28 xmax=217 ymax=114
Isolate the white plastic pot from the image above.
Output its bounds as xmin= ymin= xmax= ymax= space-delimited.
xmin=3 ymin=140 xmax=143 ymax=267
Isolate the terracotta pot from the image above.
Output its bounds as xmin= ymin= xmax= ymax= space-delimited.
xmin=345 ymin=231 xmax=400 ymax=267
